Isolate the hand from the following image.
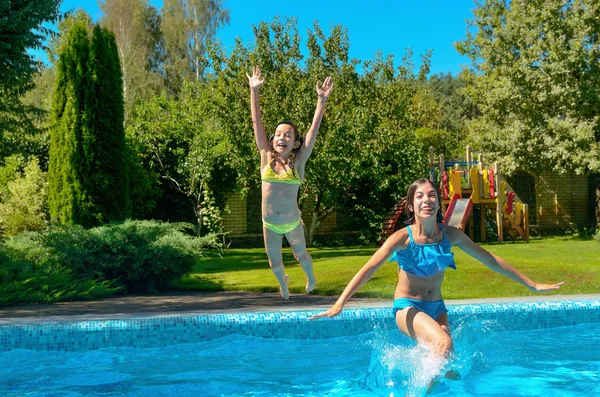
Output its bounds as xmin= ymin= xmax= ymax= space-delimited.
xmin=316 ymin=76 xmax=334 ymax=100
xmin=308 ymin=303 xmax=343 ymax=320
xmin=246 ymin=66 xmax=264 ymax=90
xmin=530 ymin=281 xmax=564 ymax=292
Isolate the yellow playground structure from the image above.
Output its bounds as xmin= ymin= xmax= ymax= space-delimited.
xmin=382 ymin=147 xmax=529 ymax=242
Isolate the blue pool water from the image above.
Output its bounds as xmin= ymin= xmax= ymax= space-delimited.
xmin=1 ymin=310 xmax=599 ymax=396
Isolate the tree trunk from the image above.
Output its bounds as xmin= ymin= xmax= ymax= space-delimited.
xmin=589 ymin=172 xmax=600 ymax=228
xmin=307 ymin=212 xmax=320 ymax=248
xmin=596 ymin=183 xmax=600 ymax=226
xmin=192 ymin=6 xmax=201 ymax=81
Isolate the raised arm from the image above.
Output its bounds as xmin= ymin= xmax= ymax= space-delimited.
xmin=449 ymin=227 xmax=564 ymax=292
xmin=246 ymin=66 xmax=269 ymax=151
xmin=296 ymin=76 xmax=334 ymax=164
xmin=309 ymin=230 xmax=407 ymax=319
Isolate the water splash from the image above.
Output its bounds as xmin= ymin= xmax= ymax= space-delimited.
xmin=361 ymin=316 xmax=497 ymax=396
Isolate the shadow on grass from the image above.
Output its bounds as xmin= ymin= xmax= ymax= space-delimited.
xmin=196 ymin=247 xmax=377 ymax=273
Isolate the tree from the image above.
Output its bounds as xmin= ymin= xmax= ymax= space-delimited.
xmin=455 ymin=0 xmax=600 ymax=174
xmin=0 ymin=158 xmax=48 ymax=236
xmin=456 ymin=0 xmax=600 ymax=226
xmin=161 ymin=0 xmax=229 ymax=95
xmin=48 ymin=20 xmax=130 ymax=227
xmin=2 ymin=11 xmax=93 ymax=170
xmin=47 ymin=20 xmax=90 ymax=225
xmin=428 ymin=72 xmax=478 ymax=155
xmin=0 ymin=0 xmax=62 ymax=93
xmin=0 ymin=0 xmax=62 ymax=160
xmin=100 ymin=0 xmax=164 ymax=117
xmin=208 ymin=18 xmax=433 ymax=245
xmin=46 ymin=10 xmax=94 ymax=65
xmin=84 ymin=25 xmax=131 ymax=224
xmin=127 ymin=83 xmax=235 ymax=235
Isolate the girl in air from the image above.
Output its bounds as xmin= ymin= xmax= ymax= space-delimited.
xmin=247 ymin=66 xmax=334 ymax=299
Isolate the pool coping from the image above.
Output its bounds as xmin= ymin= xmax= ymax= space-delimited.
xmin=1 ymin=293 xmax=599 ymax=325
xmin=2 ymin=298 xmax=599 ymax=351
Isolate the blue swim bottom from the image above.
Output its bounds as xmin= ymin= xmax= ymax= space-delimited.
xmin=393 ymin=298 xmax=448 ymax=320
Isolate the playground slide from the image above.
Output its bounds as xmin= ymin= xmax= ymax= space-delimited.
xmin=380 ymin=197 xmax=408 ymax=241
xmin=443 ymin=194 xmax=473 ymax=231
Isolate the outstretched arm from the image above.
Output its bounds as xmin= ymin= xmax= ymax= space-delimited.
xmin=450 ymin=227 xmax=563 ymax=292
xmin=309 ymin=230 xmax=405 ymax=319
xmin=246 ymin=66 xmax=269 ymax=151
xmin=296 ymin=76 xmax=334 ymax=164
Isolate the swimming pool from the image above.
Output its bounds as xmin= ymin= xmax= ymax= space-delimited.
xmin=1 ymin=299 xmax=599 ymax=396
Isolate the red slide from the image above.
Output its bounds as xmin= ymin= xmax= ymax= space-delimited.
xmin=443 ymin=194 xmax=473 ymax=231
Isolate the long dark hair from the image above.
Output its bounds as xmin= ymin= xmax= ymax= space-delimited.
xmin=404 ymin=178 xmax=444 ymax=225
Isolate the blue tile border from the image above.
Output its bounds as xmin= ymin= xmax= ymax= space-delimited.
xmin=1 ymin=299 xmax=598 ymax=351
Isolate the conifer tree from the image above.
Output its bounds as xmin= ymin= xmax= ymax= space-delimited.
xmin=85 ymin=25 xmax=130 ymax=224
xmin=48 ymin=21 xmax=130 ymax=226
xmin=48 ymin=21 xmax=90 ymax=225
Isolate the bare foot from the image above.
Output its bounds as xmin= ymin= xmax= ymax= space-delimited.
xmin=279 ymin=274 xmax=290 ymax=300
xmin=305 ymin=277 xmax=316 ymax=293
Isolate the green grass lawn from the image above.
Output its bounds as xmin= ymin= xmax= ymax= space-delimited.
xmin=175 ymin=236 xmax=600 ymax=299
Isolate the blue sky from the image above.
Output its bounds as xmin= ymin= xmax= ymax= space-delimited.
xmin=42 ymin=0 xmax=476 ymax=76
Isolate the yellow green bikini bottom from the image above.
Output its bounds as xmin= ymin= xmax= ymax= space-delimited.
xmin=262 ymin=217 xmax=302 ymax=235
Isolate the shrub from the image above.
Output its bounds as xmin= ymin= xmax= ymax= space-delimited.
xmin=0 ymin=157 xmax=49 ymax=236
xmin=0 ymin=240 xmax=121 ymax=306
xmin=2 ymin=220 xmax=219 ymax=295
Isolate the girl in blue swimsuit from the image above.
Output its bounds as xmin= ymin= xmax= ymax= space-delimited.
xmin=311 ymin=178 xmax=563 ymax=380
xmin=247 ymin=66 xmax=333 ymax=299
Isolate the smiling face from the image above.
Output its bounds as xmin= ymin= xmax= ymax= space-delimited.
xmin=405 ymin=179 xmax=442 ymax=224
xmin=271 ymin=123 xmax=298 ymax=155
xmin=412 ymin=182 xmax=439 ymax=219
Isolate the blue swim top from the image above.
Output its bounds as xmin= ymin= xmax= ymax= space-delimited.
xmin=388 ymin=224 xmax=456 ymax=278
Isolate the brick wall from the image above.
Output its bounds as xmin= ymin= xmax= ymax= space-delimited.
xmin=222 ymin=171 xmax=594 ymax=242
xmin=222 ymin=192 xmax=247 ymax=235
xmin=535 ymin=172 xmax=590 ymax=229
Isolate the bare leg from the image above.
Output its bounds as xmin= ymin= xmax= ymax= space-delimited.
xmin=437 ymin=313 xmax=460 ymax=380
xmin=285 ymin=223 xmax=316 ymax=293
xmin=396 ymin=308 xmax=455 ymax=395
xmin=263 ymin=226 xmax=289 ymax=299
xmin=396 ymin=308 xmax=454 ymax=357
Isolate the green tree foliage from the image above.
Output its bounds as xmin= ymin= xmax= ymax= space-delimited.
xmin=125 ymin=140 xmax=161 ymax=220
xmin=427 ymin=72 xmax=479 ymax=156
xmin=0 ymin=0 xmax=62 ymax=160
xmin=0 ymin=91 xmax=48 ymax=162
xmin=455 ymin=0 xmax=600 ymax=175
xmin=46 ymin=10 xmax=95 ymax=65
xmin=100 ymin=0 xmax=164 ymax=117
xmin=0 ymin=155 xmax=27 ymax=194
xmin=127 ymin=83 xmax=234 ymax=235
xmin=161 ymin=0 xmax=229 ymax=94
xmin=0 ymin=0 xmax=62 ymax=92
xmin=48 ymin=20 xmax=90 ymax=225
xmin=48 ymin=20 xmax=130 ymax=227
xmin=1 ymin=11 xmax=92 ymax=173
xmin=208 ymin=18 xmax=434 ymax=244
xmin=16 ymin=67 xmax=56 ymax=168
xmin=0 ymin=158 xmax=48 ymax=236
xmin=85 ymin=25 xmax=131 ymax=224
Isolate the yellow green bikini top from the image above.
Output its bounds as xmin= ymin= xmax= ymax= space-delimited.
xmin=261 ymin=163 xmax=301 ymax=185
